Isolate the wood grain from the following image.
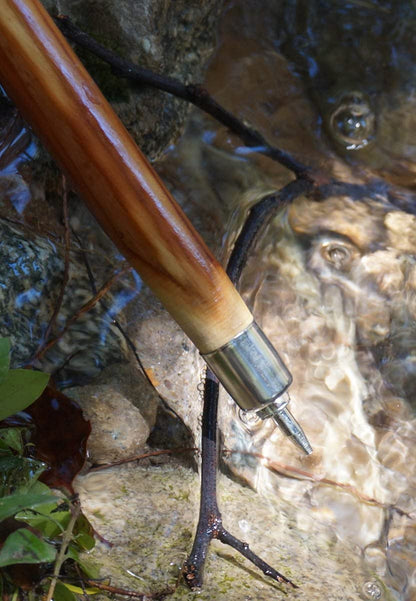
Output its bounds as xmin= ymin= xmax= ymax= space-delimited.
xmin=0 ymin=0 xmax=253 ymax=353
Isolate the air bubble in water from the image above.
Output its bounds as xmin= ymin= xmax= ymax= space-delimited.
xmin=239 ymin=408 xmax=261 ymax=428
xmin=362 ymin=580 xmax=383 ymax=599
xmin=329 ymin=91 xmax=375 ymax=150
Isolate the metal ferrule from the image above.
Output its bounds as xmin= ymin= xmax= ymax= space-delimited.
xmin=203 ymin=321 xmax=292 ymax=413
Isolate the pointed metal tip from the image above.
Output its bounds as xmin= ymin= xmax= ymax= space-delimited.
xmin=272 ymin=407 xmax=313 ymax=456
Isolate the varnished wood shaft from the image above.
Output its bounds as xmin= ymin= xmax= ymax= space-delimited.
xmin=0 ymin=0 xmax=253 ymax=353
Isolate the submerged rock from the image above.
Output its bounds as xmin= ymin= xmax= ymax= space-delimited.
xmin=0 ymin=219 xmax=128 ymax=384
xmin=136 ymin=132 xmax=416 ymax=598
xmin=229 ymin=191 xmax=416 ymax=565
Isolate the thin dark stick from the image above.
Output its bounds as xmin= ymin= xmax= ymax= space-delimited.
xmin=54 ymin=15 xmax=309 ymax=179
xmin=32 ymin=175 xmax=71 ymax=362
xmin=217 ymin=528 xmax=297 ymax=587
xmin=227 ymin=178 xmax=313 ymax=283
xmin=317 ymin=180 xmax=416 ymax=216
xmin=182 ymin=370 xmax=221 ymax=589
xmin=224 ymin=450 xmax=413 ymax=515
xmin=83 ymin=579 xmax=174 ymax=600
xmin=89 ymin=448 xmax=198 ymax=473
xmin=35 ymin=263 xmax=130 ymax=360
xmin=72 ymin=228 xmax=158 ymax=391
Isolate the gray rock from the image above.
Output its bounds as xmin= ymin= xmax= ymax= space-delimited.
xmin=67 ymin=363 xmax=159 ymax=464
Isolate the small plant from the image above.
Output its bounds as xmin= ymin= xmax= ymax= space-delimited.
xmin=0 ymin=338 xmax=97 ymax=600
xmin=0 ymin=337 xmax=49 ymax=422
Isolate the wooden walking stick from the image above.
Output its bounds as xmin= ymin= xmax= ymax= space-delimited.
xmin=0 ymin=0 xmax=311 ymax=453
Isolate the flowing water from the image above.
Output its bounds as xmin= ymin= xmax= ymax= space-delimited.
xmin=1 ymin=1 xmax=416 ymax=599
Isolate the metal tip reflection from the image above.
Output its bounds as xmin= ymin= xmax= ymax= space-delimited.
xmin=272 ymin=405 xmax=313 ymax=456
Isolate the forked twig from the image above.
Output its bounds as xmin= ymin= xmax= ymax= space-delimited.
xmin=181 ymin=176 xmax=312 ymax=588
xmin=182 ymin=370 xmax=297 ymax=590
xmin=45 ymin=497 xmax=81 ymax=601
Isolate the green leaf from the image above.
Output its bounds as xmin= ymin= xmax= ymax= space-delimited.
xmin=0 ymin=528 xmax=56 ymax=566
xmin=0 ymin=338 xmax=10 ymax=383
xmin=24 ymin=479 xmax=54 ymax=495
xmin=0 ymin=369 xmax=49 ymax=421
xmin=15 ymin=509 xmax=71 ymax=538
xmin=0 ymin=490 xmax=58 ymax=521
xmin=0 ymin=428 xmax=24 ymax=454
xmin=53 ymin=581 xmax=78 ymax=601
xmin=61 ymin=581 xmax=100 ymax=595
xmin=0 ymin=455 xmax=46 ymax=496
xmin=76 ymin=558 xmax=100 ymax=580
xmin=66 ymin=545 xmax=99 ymax=579
xmin=0 ymin=439 xmax=13 ymax=454
xmin=73 ymin=531 xmax=95 ymax=551
xmin=74 ymin=511 xmax=94 ymax=536
xmin=65 ymin=544 xmax=79 ymax=562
